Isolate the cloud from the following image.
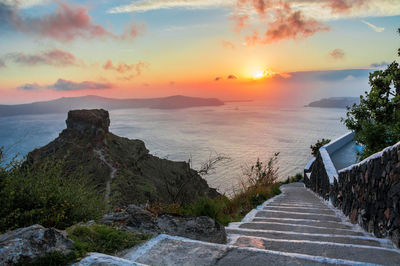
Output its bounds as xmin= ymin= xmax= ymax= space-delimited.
xmin=0 ymin=2 xmax=142 ymax=42
xmin=323 ymin=0 xmax=366 ymax=14
xmin=48 ymin=79 xmax=112 ymax=91
xmin=370 ymin=61 xmax=390 ymax=68
xmin=17 ymin=82 xmax=41 ymax=90
xmin=245 ymin=6 xmax=330 ymax=45
xmin=0 ymin=0 xmax=49 ymax=9
xmin=329 ymin=49 xmax=345 ymax=60
xmin=361 ymin=20 xmax=384 ymax=32
xmin=5 ymin=49 xmax=80 ymax=67
xmin=108 ymin=0 xmax=229 ymax=13
xmin=227 ymin=74 xmax=237 ymax=79
xmin=0 ymin=59 xmax=5 ymax=68
xmin=230 ymin=14 xmax=249 ymax=33
xmin=103 ymin=60 xmax=148 ymax=76
xmin=215 ymin=77 xmax=222 ymax=81
xmin=221 ymin=40 xmax=235 ymax=49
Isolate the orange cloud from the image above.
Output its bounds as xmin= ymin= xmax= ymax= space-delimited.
xmin=221 ymin=40 xmax=235 ymax=49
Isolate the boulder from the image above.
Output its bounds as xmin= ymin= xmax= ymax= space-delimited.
xmin=0 ymin=224 xmax=74 ymax=265
xmin=101 ymin=205 xmax=227 ymax=244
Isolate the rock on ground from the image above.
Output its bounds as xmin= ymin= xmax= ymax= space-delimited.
xmin=0 ymin=224 xmax=74 ymax=265
xmin=102 ymin=205 xmax=227 ymax=244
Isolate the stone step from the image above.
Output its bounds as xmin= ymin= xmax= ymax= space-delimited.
xmin=265 ymin=204 xmax=331 ymax=210
xmin=255 ymin=210 xmax=343 ymax=222
xmin=226 ymin=228 xmax=390 ymax=247
xmin=263 ymin=206 xmax=336 ymax=215
xmin=251 ymin=217 xmax=353 ymax=229
xmin=230 ymin=235 xmax=400 ymax=265
xmin=230 ymin=222 xmax=364 ymax=236
xmin=124 ymin=234 xmax=377 ymax=266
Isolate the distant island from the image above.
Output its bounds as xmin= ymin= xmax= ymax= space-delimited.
xmin=0 ymin=95 xmax=224 ymax=117
xmin=306 ymin=97 xmax=360 ymax=108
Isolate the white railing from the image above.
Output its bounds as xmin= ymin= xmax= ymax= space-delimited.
xmin=320 ymin=132 xmax=355 ymax=184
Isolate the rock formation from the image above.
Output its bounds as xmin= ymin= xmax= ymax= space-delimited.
xmin=0 ymin=225 xmax=73 ymax=265
xmin=101 ymin=205 xmax=227 ymax=244
xmin=27 ymin=109 xmax=220 ymax=207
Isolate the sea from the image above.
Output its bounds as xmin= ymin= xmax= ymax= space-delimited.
xmin=0 ymin=102 xmax=349 ymax=195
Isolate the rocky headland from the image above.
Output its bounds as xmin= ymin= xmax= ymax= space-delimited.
xmin=27 ymin=109 xmax=220 ymax=207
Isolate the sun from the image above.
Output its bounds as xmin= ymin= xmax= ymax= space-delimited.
xmin=252 ymin=70 xmax=266 ymax=80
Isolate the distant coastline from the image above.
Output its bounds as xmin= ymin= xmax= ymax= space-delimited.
xmin=306 ymin=97 xmax=360 ymax=109
xmin=0 ymin=95 xmax=224 ymax=117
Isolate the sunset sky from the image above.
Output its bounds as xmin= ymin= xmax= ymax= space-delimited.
xmin=0 ymin=0 xmax=399 ymax=104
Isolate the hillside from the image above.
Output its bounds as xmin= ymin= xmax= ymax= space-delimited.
xmin=26 ymin=109 xmax=220 ymax=207
xmin=0 ymin=95 xmax=224 ymax=117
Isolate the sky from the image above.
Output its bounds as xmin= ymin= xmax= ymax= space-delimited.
xmin=0 ymin=0 xmax=399 ymax=105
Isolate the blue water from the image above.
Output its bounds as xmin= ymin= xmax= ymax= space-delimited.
xmin=0 ymin=102 xmax=349 ymax=195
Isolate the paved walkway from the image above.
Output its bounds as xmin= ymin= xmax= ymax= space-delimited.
xmin=78 ymin=183 xmax=400 ymax=265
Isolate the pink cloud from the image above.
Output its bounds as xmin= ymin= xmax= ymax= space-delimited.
xmin=329 ymin=49 xmax=345 ymax=60
xmin=103 ymin=60 xmax=148 ymax=75
xmin=230 ymin=14 xmax=249 ymax=33
xmin=245 ymin=5 xmax=329 ymax=45
xmin=1 ymin=2 xmax=143 ymax=42
xmin=324 ymin=0 xmax=366 ymax=13
xmin=49 ymin=79 xmax=112 ymax=91
xmin=6 ymin=49 xmax=80 ymax=67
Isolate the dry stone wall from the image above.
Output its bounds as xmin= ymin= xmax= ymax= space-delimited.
xmin=307 ymin=142 xmax=400 ymax=247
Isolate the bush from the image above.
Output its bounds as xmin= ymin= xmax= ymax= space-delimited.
xmin=283 ymin=173 xmax=303 ymax=184
xmin=0 ymin=150 xmax=105 ymax=232
xmin=179 ymin=154 xmax=282 ymax=225
xmin=310 ymin=139 xmax=330 ymax=157
xmin=68 ymin=224 xmax=151 ymax=257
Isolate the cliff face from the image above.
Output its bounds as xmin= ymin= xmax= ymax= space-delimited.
xmin=27 ymin=109 xmax=220 ymax=207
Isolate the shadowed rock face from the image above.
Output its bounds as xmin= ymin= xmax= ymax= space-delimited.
xmin=66 ymin=109 xmax=110 ymax=136
xmin=27 ymin=109 xmax=220 ymax=207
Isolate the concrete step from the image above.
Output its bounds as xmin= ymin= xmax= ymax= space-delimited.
xmin=226 ymin=228 xmax=391 ymax=247
xmin=255 ymin=210 xmax=343 ymax=222
xmin=251 ymin=217 xmax=353 ymax=229
xmin=124 ymin=234 xmax=377 ymax=266
xmin=230 ymin=235 xmax=400 ymax=265
xmin=262 ymin=206 xmax=336 ymax=215
xmin=230 ymin=222 xmax=364 ymax=236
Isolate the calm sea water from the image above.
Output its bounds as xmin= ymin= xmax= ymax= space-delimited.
xmin=0 ymin=102 xmax=348 ymax=195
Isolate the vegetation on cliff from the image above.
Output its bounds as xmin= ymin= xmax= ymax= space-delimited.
xmin=0 ymin=152 xmax=104 ymax=233
xmin=343 ymin=28 xmax=400 ymax=159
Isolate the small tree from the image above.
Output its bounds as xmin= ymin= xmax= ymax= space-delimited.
xmin=310 ymin=139 xmax=331 ymax=157
xmin=343 ymin=30 xmax=400 ymax=159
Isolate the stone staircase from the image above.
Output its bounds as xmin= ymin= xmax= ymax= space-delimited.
xmin=78 ymin=183 xmax=400 ymax=265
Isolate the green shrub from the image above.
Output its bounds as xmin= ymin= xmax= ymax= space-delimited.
xmin=283 ymin=173 xmax=303 ymax=184
xmin=180 ymin=155 xmax=282 ymax=225
xmin=310 ymin=139 xmax=331 ymax=157
xmin=0 ymin=152 xmax=105 ymax=232
xmin=68 ymin=224 xmax=151 ymax=258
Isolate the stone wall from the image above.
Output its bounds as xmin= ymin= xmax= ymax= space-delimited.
xmin=307 ymin=141 xmax=400 ymax=248
xmin=308 ymin=153 xmax=331 ymax=200
xmin=332 ymin=143 xmax=400 ymax=248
